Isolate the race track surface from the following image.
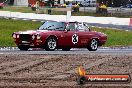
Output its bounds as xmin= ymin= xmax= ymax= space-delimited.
xmin=0 ymin=48 xmax=132 ymax=55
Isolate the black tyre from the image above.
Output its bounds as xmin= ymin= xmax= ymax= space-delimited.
xmin=18 ymin=45 xmax=29 ymax=51
xmin=87 ymin=39 xmax=98 ymax=51
xmin=77 ymin=76 xmax=86 ymax=85
xmin=62 ymin=48 xmax=71 ymax=51
xmin=45 ymin=37 xmax=57 ymax=51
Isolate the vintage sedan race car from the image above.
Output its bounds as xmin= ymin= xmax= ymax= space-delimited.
xmin=12 ymin=21 xmax=107 ymax=51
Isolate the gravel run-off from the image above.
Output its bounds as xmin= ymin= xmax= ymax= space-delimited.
xmin=0 ymin=54 xmax=131 ymax=88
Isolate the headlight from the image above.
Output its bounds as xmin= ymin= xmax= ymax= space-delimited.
xmin=32 ymin=35 xmax=35 ymax=40
xmin=13 ymin=34 xmax=16 ymax=38
xmin=16 ymin=35 xmax=20 ymax=38
xmin=36 ymin=34 xmax=41 ymax=40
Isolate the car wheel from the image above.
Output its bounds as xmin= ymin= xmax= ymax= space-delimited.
xmin=87 ymin=39 xmax=98 ymax=51
xmin=18 ymin=45 xmax=29 ymax=51
xmin=45 ymin=37 xmax=57 ymax=51
xmin=62 ymin=48 xmax=71 ymax=51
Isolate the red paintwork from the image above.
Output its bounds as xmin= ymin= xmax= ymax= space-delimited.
xmin=12 ymin=22 xmax=107 ymax=49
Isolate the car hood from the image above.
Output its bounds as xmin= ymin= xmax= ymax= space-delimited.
xmin=15 ymin=30 xmax=50 ymax=35
xmin=98 ymin=32 xmax=107 ymax=36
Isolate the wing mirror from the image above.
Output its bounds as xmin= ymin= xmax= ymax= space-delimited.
xmin=66 ymin=28 xmax=70 ymax=31
xmin=65 ymin=29 xmax=70 ymax=32
xmin=65 ymin=26 xmax=70 ymax=32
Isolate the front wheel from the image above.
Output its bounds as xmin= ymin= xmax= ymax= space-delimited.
xmin=18 ymin=45 xmax=29 ymax=51
xmin=45 ymin=37 xmax=57 ymax=51
xmin=87 ymin=39 xmax=98 ymax=51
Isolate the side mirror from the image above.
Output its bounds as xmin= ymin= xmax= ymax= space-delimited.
xmin=65 ymin=26 xmax=70 ymax=32
xmin=64 ymin=28 xmax=70 ymax=32
xmin=66 ymin=28 xmax=70 ymax=31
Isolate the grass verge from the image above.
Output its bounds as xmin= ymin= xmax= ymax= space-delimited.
xmin=0 ymin=18 xmax=41 ymax=46
xmin=0 ymin=6 xmax=34 ymax=13
xmin=92 ymin=27 xmax=132 ymax=46
xmin=0 ymin=18 xmax=132 ymax=47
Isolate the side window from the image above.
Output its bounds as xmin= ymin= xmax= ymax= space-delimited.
xmin=84 ymin=23 xmax=90 ymax=31
xmin=84 ymin=26 xmax=90 ymax=31
xmin=77 ymin=23 xmax=85 ymax=31
xmin=77 ymin=23 xmax=90 ymax=31
xmin=67 ymin=23 xmax=75 ymax=31
xmin=78 ymin=25 xmax=85 ymax=30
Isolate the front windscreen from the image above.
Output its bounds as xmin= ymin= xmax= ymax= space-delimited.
xmin=38 ymin=21 xmax=65 ymax=31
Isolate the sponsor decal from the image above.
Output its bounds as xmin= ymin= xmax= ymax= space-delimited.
xmin=72 ymin=34 xmax=78 ymax=44
xmin=77 ymin=66 xmax=131 ymax=85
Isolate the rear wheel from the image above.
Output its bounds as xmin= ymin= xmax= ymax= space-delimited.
xmin=62 ymin=48 xmax=71 ymax=51
xmin=45 ymin=37 xmax=57 ymax=51
xmin=87 ymin=39 xmax=98 ymax=51
xmin=18 ymin=45 xmax=29 ymax=51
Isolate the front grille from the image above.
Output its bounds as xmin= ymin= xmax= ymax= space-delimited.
xmin=20 ymin=34 xmax=31 ymax=42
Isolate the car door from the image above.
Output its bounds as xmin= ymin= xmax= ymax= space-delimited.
xmin=76 ymin=23 xmax=92 ymax=47
xmin=60 ymin=22 xmax=78 ymax=47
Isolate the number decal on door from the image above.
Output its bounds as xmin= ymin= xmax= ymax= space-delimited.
xmin=72 ymin=34 xmax=78 ymax=44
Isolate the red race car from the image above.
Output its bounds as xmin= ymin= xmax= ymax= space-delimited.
xmin=12 ymin=21 xmax=107 ymax=51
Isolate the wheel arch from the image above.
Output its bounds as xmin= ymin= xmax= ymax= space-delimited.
xmin=46 ymin=35 xmax=58 ymax=40
xmin=44 ymin=35 xmax=58 ymax=46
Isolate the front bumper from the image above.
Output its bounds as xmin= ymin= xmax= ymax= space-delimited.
xmin=15 ymin=39 xmax=43 ymax=47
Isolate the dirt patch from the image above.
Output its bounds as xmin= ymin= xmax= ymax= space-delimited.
xmin=0 ymin=54 xmax=131 ymax=87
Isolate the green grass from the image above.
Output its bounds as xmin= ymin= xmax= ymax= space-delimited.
xmin=0 ymin=18 xmax=41 ymax=46
xmin=0 ymin=6 xmax=34 ymax=13
xmin=0 ymin=18 xmax=132 ymax=47
xmin=92 ymin=27 xmax=132 ymax=46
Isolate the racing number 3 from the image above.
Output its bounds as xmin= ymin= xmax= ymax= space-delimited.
xmin=72 ymin=34 xmax=78 ymax=44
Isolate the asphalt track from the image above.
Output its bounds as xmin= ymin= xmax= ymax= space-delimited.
xmin=0 ymin=48 xmax=132 ymax=55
